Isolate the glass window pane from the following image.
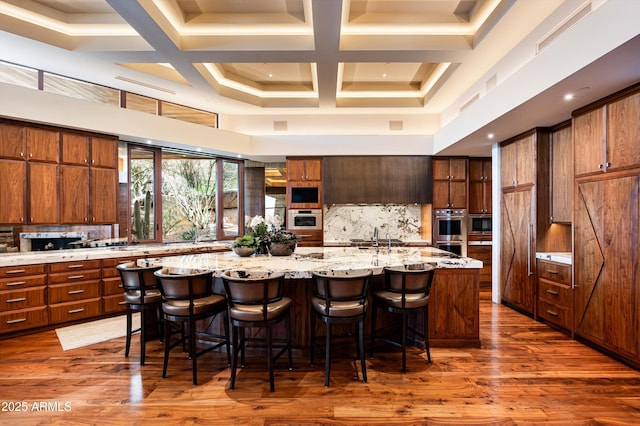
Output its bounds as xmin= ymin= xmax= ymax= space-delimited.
xmin=43 ymin=73 xmax=119 ymax=106
xmin=222 ymin=161 xmax=241 ymax=237
xmin=161 ymin=101 xmax=218 ymax=127
xmin=161 ymin=153 xmax=217 ymax=242
xmin=0 ymin=61 xmax=38 ymax=89
xmin=129 ymin=147 xmax=156 ymax=242
xmin=125 ymin=92 xmax=157 ymax=115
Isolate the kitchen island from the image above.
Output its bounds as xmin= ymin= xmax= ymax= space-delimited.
xmin=148 ymin=246 xmax=482 ymax=348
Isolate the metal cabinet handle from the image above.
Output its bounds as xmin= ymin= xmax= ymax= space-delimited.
xmin=6 ymin=269 xmax=26 ymax=275
xmin=546 ymin=270 xmax=559 ymax=275
xmin=6 ymin=281 xmax=26 ymax=287
xmin=68 ymin=275 xmax=84 ymax=280
xmin=546 ymin=310 xmax=559 ymax=317
xmin=546 ymin=289 xmax=559 ymax=296
xmin=68 ymin=308 xmax=85 ymax=314
xmin=7 ymin=297 xmax=27 ymax=303
xmin=6 ymin=318 xmax=27 ymax=324
xmin=67 ymin=289 xmax=85 ymax=295
xmin=67 ymin=264 xmax=84 ymax=269
xmin=527 ymin=224 xmax=532 ymax=276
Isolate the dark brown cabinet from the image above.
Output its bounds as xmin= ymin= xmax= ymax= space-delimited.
xmin=60 ymin=165 xmax=90 ymax=224
xmin=432 ymin=157 xmax=467 ymax=209
xmin=61 ymin=133 xmax=89 ymax=165
xmin=90 ymin=167 xmax=118 ymax=223
xmin=501 ymin=133 xmax=535 ymax=189
xmin=469 ymin=158 xmax=492 ymax=214
xmin=0 ymin=123 xmax=26 ymax=159
xmin=550 ymin=123 xmax=572 ymax=223
xmin=467 ymin=243 xmax=492 ymax=287
xmin=91 ymin=137 xmax=118 ymax=168
xmin=25 ymin=127 xmax=59 ymax=163
xmin=537 ymin=259 xmax=572 ymax=332
xmin=28 ymin=162 xmax=59 ymax=224
xmin=287 ymin=158 xmax=321 ymax=181
xmin=0 ymin=264 xmax=48 ymax=334
xmin=0 ymin=160 xmax=26 ymax=224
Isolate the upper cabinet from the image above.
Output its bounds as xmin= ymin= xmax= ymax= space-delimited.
xmin=287 ymin=158 xmax=321 ymax=181
xmin=501 ymin=133 xmax=535 ymax=189
xmin=432 ymin=157 xmax=467 ymax=209
xmin=550 ymin=123 xmax=572 ymax=223
xmin=25 ymin=128 xmax=59 ymax=163
xmin=91 ymin=137 xmax=119 ymax=169
xmin=573 ymin=88 xmax=640 ymax=177
xmin=468 ymin=158 xmax=492 ymax=214
xmin=61 ymin=133 xmax=89 ymax=165
xmin=0 ymin=123 xmax=26 ymax=159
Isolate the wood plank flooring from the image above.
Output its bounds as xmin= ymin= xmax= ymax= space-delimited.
xmin=1 ymin=290 xmax=640 ymax=425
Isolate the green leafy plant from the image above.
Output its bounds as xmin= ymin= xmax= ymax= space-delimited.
xmin=232 ymin=233 xmax=257 ymax=248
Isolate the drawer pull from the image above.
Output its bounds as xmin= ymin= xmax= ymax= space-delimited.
xmin=6 ymin=269 xmax=26 ymax=275
xmin=67 ymin=264 xmax=84 ymax=269
xmin=7 ymin=297 xmax=27 ymax=303
xmin=546 ymin=310 xmax=559 ymax=317
xmin=6 ymin=281 xmax=26 ymax=287
xmin=546 ymin=289 xmax=559 ymax=296
xmin=68 ymin=275 xmax=85 ymax=280
xmin=67 ymin=289 xmax=85 ymax=295
xmin=118 ymin=301 xmax=127 ymax=305
xmin=545 ymin=270 xmax=559 ymax=274
xmin=6 ymin=318 xmax=27 ymax=325
xmin=68 ymin=308 xmax=85 ymax=314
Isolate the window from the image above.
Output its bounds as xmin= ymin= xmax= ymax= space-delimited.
xmin=129 ymin=146 xmax=161 ymax=243
xmin=219 ymin=160 xmax=243 ymax=238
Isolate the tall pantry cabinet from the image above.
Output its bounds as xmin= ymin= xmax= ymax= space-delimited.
xmin=573 ymin=84 xmax=640 ymax=366
xmin=500 ymin=129 xmax=550 ymax=316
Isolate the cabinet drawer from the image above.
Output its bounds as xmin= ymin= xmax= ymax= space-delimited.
xmin=48 ymin=298 xmax=101 ymax=324
xmin=0 ymin=264 xmax=46 ymax=278
xmin=49 ymin=281 xmax=101 ymax=303
xmin=538 ymin=299 xmax=571 ymax=330
xmin=48 ymin=269 xmax=101 ymax=285
xmin=0 ymin=286 xmax=46 ymax=311
xmin=0 ymin=274 xmax=46 ymax=291
xmin=103 ymin=294 xmax=127 ymax=314
xmin=103 ymin=276 xmax=123 ymax=296
xmin=102 ymin=258 xmax=132 ymax=278
xmin=0 ymin=306 xmax=48 ymax=333
xmin=537 ymin=259 xmax=571 ymax=284
xmin=538 ymin=279 xmax=572 ymax=306
xmin=49 ymin=260 xmax=101 ymax=273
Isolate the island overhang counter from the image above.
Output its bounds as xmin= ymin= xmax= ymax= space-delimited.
xmin=146 ymin=246 xmax=482 ymax=348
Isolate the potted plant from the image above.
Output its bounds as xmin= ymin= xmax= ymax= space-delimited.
xmin=231 ymin=233 xmax=257 ymax=257
xmin=267 ymin=229 xmax=298 ymax=256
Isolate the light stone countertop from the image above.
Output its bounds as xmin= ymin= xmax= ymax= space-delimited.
xmin=0 ymin=242 xmax=231 ymax=268
xmin=145 ymin=246 xmax=483 ymax=279
xmin=535 ymin=252 xmax=572 ymax=265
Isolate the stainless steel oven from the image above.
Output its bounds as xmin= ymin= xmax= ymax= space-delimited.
xmin=287 ymin=209 xmax=322 ymax=230
xmin=469 ymin=214 xmax=492 ymax=235
xmin=434 ymin=209 xmax=467 ymax=257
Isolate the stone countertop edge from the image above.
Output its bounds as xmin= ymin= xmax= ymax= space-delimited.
xmin=535 ymin=252 xmax=572 ymax=265
xmin=0 ymin=242 xmax=232 ymax=268
xmin=145 ymin=246 xmax=483 ymax=280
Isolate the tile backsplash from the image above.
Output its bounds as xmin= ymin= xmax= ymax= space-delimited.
xmin=323 ymin=204 xmax=429 ymax=242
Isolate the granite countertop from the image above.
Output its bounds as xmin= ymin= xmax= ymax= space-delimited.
xmin=145 ymin=246 xmax=483 ymax=279
xmin=323 ymin=240 xmax=432 ymax=247
xmin=535 ymin=252 xmax=572 ymax=265
xmin=0 ymin=242 xmax=232 ymax=267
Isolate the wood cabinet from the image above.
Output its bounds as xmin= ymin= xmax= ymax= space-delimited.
xmin=25 ymin=127 xmax=59 ymax=163
xmin=432 ymin=157 xmax=467 ymax=209
xmin=0 ymin=159 xmax=26 ymax=224
xmin=469 ymin=158 xmax=492 ymax=214
xmin=28 ymin=162 xmax=59 ymax=224
xmin=550 ymin=123 xmax=572 ymax=223
xmin=48 ymin=260 xmax=102 ymax=324
xmin=501 ymin=133 xmax=535 ymax=188
xmin=287 ymin=158 xmax=321 ymax=181
xmin=573 ymin=88 xmax=640 ymax=177
xmin=60 ymin=166 xmax=89 ymax=223
xmin=537 ymin=259 xmax=572 ymax=332
xmin=0 ymin=123 xmax=26 ymax=159
xmin=0 ymin=264 xmax=48 ymax=334
xmin=91 ymin=137 xmax=118 ymax=168
xmin=90 ymin=167 xmax=117 ymax=223
xmin=61 ymin=133 xmax=89 ymax=165
xmin=467 ymin=243 xmax=492 ymax=287
xmin=102 ymin=258 xmax=130 ymax=314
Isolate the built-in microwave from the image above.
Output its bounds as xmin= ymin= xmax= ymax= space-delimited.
xmin=469 ymin=214 xmax=492 ymax=235
xmin=287 ymin=209 xmax=323 ymax=230
xmin=288 ymin=182 xmax=321 ymax=208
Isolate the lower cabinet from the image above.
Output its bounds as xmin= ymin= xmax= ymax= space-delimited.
xmin=0 ymin=264 xmax=48 ymax=333
xmin=467 ymin=244 xmax=492 ymax=287
xmin=536 ymin=259 xmax=572 ymax=333
xmin=47 ymin=260 xmax=102 ymax=325
xmin=102 ymin=257 xmax=131 ymax=314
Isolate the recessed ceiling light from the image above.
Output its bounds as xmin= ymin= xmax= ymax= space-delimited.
xmin=488 ymin=133 xmax=494 ymax=139
xmin=268 ymin=73 xmax=273 ymax=78
xmin=146 ymin=140 xmax=152 ymax=144
xmin=564 ymin=93 xmax=574 ymax=101
xmin=382 ymin=73 xmax=387 ymax=78
xmin=196 ymin=148 xmax=202 ymax=152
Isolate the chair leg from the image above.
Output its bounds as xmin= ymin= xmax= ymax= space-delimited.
xmin=162 ymin=317 xmax=171 ymax=379
xmin=424 ymin=306 xmax=431 ymax=364
xmin=157 ymin=304 xmax=164 ymax=344
xmin=223 ymin=311 xmax=231 ymax=367
xmin=310 ymin=313 xmax=316 ymax=367
xmin=190 ymin=319 xmax=198 ymax=385
xmin=125 ymin=307 xmax=132 ymax=358
xmin=369 ymin=303 xmax=377 ymax=358
xmin=267 ymin=326 xmax=274 ymax=392
xmin=140 ymin=309 xmax=146 ymax=366
xmin=401 ymin=312 xmax=408 ymax=373
xmin=230 ymin=325 xmax=239 ymax=390
xmin=325 ymin=322 xmax=332 ymax=387
xmin=358 ymin=319 xmax=367 ymax=383
xmin=286 ymin=311 xmax=293 ymax=370
xmin=240 ymin=327 xmax=246 ymax=367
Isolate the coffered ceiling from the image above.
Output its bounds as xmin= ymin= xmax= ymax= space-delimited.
xmin=1 ymin=0 xmax=639 ymax=158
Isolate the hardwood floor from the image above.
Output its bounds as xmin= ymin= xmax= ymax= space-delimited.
xmin=1 ymin=290 xmax=639 ymax=425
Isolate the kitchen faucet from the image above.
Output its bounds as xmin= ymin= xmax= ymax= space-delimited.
xmin=373 ymin=227 xmax=379 ymax=253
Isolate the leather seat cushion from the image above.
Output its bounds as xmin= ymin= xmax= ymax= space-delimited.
xmin=124 ymin=289 xmax=162 ymax=305
xmin=311 ymin=296 xmax=367 ymax=317
xmin=374 ymin=291 xmax=429 ymax=309
xmin=229 ymin=297 xmax=292 ymax=322
xmin=162 ymin=294 xmax=226 ymax=317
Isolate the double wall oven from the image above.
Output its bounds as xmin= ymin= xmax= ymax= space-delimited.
xmin=434 ymin=209 xmax=467 ymax=257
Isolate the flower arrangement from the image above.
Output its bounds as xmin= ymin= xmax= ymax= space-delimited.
xmin=232 ymin=215 xmax=298 ymax=256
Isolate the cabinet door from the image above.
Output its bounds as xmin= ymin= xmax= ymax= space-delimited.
xmin=287 ymin=159 xmax=306 ymax=181
xmin=469 ymin=159 xmax=484 ymax=181
xmin=574 ymin=175 xmax=639 ymax=357
xmin=551 ymin=126 xmax=573 ymax=223
xmin=449 ymin=158 xmax=467 ymax=180
xmin=61 ymin=133 xmax=89 ymax=165
xmin=90 ymin=167 xmax=117 ymax=223
xmin=500 ymin=188 xmax=534 ymax=314
xmin=432 ymin=180 xmax=451 ymax=209
xmin=515 ymin=134 xmax=534 ymax=186
xmin=0 ymin=123 xmax=25 ymax=159
xmin=484 ymin=179 xmax=493 ymax=214
xmin=573 ymin=107 xmax=605 ymax=177
xmin=0 ymin=160 xmax=26 ymax=224
xmin=607 ymin=91 xmax=640 ymax=173
xmin=304 ymin=158 xmax=322 ymax=181
xmin=432 ymin=158 xmax=451 ymax=180
xmin=91 ymin=137 xmax=118 ymax=168
xmin=28 ymin=162 xmax=59 ymax=224
xmin=449 ymin=181 xmax=467 ymax=208
xmin=60 ymin=165 xmax=89 ymax=224
xmin=26 ymin=128 xmax=59 ymax=162
xmin=468 ymin=181 xmax=484 ymax=214
xmin=500 ymin=142 xmax=516 ymax=188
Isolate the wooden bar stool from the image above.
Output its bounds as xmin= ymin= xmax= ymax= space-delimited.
xmin=310 ymin=270 xmax=372 ymax=386
xmin=370 ymin=264 xmax=435 ymax=372
xmin=154 ymin=268 xmax=230 ymax=385
xmin=116 ymin=261 xmax=163 ymax=365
